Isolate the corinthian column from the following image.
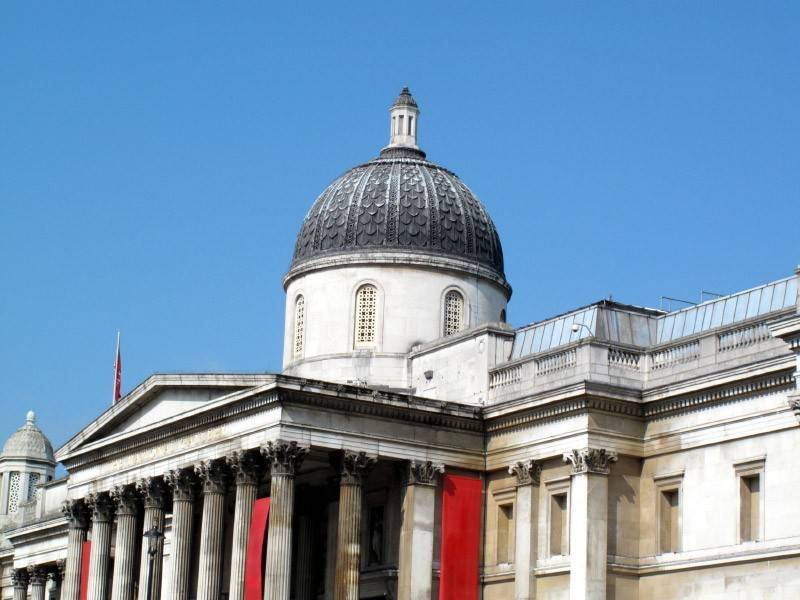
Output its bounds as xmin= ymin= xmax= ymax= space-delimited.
xmin=136 ymin=477 xmax=167 ymax=600
xmin=61 ymin=499 xmax=89 ymax=600
xmin=226 ymin=450 xmax=262 ymax=600
xmin=195 ymin=459 xmax=229 ymax=600
xmin=48 ymin=562 xmax=65 ymax=600
xmin=28 ymin=566 xmax=47 ymax=600
xmin=509 ymin=460 xmax=542 ymax=600
xmin=261 ymin=440 xmax=308 ymax=600
xmin=563 ymin=448 xmax=618 ymax=600
xmin=11 ymin=568 xmax=28 ymax=600
xmin=110 ymin=485 xmax=139 ymax=600
xmin=332 ymin=450 xmax=376 ymax=600
xmin=86 ymin=492 xmax=115 ymax=600
xmin=397 ymin=460 xmax=444 ymax=600
xmin=293 ymin=489 xmax=314 ymax=600
xmin=165 ymin=468 xmax=198 ymax=600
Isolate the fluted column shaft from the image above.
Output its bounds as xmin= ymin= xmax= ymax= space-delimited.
xmin=28 ymin=566 xmax=47 ymax=600
xmin=227 ymin=451 xmax=262 ymax=600
xmin=262 ymin=441 xmax=308 ymax=600
xmin=165 ymin=469 xmax=197 ymax=600
xmin=136 ymin=478 xmax=167 ymax=600
xmin=196 ymin=460 xmax=229 ymax=600
xmin=86 ymin=493 xmax=115 ymax=600
xmin=61 ymin=500 xmax=89 ymax=600
xmin=110 ymin=485 xmax=139 ymax=600
xmin=293 ymin=510 xmax=314 ymax=600
xmin=509 ymin=460 xmax=542 ymax=600
xmin=333 ymin=451 xmax=376 ymax=600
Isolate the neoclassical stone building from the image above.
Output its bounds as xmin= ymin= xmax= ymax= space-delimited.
xmin=2 ymin=88 xmax=800 ymax=600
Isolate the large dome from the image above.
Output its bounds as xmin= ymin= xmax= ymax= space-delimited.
xmin=1 ymin=411 xmax=54 ymax=463
xmin=287 ymin=89 xmax=506 ymax=288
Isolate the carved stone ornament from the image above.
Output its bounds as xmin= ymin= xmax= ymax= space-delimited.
xmin=49 ymin=561 xmax=65 ymax=584
xmin=563 ymin=448 xmax=618 ymax=475
xmin=27 ymin=565 xmax=47 ymax=585
xmin=509 ymin=459 xmax=542 ymax=486
xmin=86 ymin=492 xmax=116 ymax=523
xmin=11 ymin=567 xmax=28 ymax=588
xmin=334 ymin=450 xmax=377 ymax=486
xmin=406 ymin=460 xmax=445 ymax=486
xmin=136 ymin=477 xmax=168 ymax=510
xmin=110 ymin=484 xmax=139 ymax=517
xmin=195 ymin=459 xmax=229 ymax=495
xmin=164 ymin=468 xmax=198 ymax=502
xmin=226 ymin=450 xmax=262 ymax=486
xmin=789 ymin=396 xmax=800 ymax=419
xmin=61 ymin=499 xmax=89 ymax=529
xmin=261 ymin=440 xmax=309 ymax=477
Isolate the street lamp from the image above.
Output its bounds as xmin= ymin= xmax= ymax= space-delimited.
xmin=571 ymin=322 xmax=593 ymax=337
xmin=142 ymin=523 xmax=163 ymax=600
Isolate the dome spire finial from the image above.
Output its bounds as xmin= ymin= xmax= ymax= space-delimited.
xmin=388 ymin=87 xmax=420 ymax=150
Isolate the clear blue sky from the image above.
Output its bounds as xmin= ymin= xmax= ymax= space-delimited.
xmin=1 ymin=3 xmax=798 ymax=451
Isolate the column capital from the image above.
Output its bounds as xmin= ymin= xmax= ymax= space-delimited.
xmin=61 ymin=499 xmax=89 ymax=529
xmin=405 ymin=460 xmax=444 ymax=486
xmin=509 ymin=459 xmax=542 ymax=486
xmin=27 ymin=565 xmax=47 ymax=585
xmin=332 ymin=449 xmax=376 ymax=486
xmin=136 ymin=476 xmax=168 ymax=509
xmin=11 ymin=567 xmax=29 ymax=589
xmin=165 ymin=468 xmax=198 ymax=502
xmin=49 ymin=561 xmax=65 ymax=584
xmin=563 ymin=447 xmax=618 ymax=475
xmin=195 ymin=458 xmax=229 ymax=495
xmin=86 ymin=492 xmax=116 ymax=523
xmin=110 ymin=484 xmax=139 ymax=517
xmin=226 ymin=449 xmax=263 ymax=486
xmin=261 ymin=440 xmax=309 ymax=477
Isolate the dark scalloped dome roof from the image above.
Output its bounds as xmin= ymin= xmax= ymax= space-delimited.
xmin=290 ymin=152 xmax=505 ymax=279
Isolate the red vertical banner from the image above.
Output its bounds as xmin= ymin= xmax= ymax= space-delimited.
xmin=244 ymin=497 xmax=271 ymax=600
xmin=79 ymin=540 xmax=91 ymax=600
xmin=439 ymin=474 xmax=482 ymax=600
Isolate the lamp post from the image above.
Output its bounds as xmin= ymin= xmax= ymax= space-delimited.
xmin=571 ymin=322 xmax=593 ymax=337
xmin=142 ymin=524 xmax=163 ymax=600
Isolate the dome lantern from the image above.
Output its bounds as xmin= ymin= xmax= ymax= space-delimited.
xmin=386 ymin=87 xmax=421 ymax=153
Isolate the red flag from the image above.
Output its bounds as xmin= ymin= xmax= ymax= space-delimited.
xmin=113 ymin=331 xmax=122 ymax=404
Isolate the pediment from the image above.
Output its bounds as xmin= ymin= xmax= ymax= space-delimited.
xmin=55 ymin=373 xmax=276 ymax=461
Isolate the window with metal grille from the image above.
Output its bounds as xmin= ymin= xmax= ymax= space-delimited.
xmin=7 ymin=471 xmax=20 ymax=514
xmin=443 ymin=290 xmax=465 ymax=336
xmin=354 ymin=285 xmax=378 ymax=347
xmin=293 ymin=295 xmax=305 ymax=358
xmin=27 ymin=472 xmax=40 ymax=502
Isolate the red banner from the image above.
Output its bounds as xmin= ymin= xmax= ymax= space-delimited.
xmin=439 ymin=474 xmax=482 ymax=600
xmin=244 ymin=497 xmax=271 ymax=600
xmin=79 ymin=540 xmax=91 ymax=600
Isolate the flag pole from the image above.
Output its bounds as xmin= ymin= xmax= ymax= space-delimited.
xmin=113 ymin=331 xmax=121 ymax=404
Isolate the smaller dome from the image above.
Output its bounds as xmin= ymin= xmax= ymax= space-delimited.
xmin=393 ymin=87 xmax=418 ymax=108
xmin=1 ymin=411 xmax=54 ymax=463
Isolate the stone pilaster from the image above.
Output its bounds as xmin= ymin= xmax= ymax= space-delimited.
xmin=293 ymin=490 xmax=315 ymax=600
xmin=110 ymin=485 xmax=139 ymax=600
xmin=86 ymin=492 xmax=115 ymax=600
xmin=563 ymin=448 xmax=618 ymax=600
xmin=11 ymin=568 xmax=29 ymax=600
xmin=164 ymin=468 xmax=198 ymax=600
xmin=226 ymin=450 xmax=262 ymax=600
xmin=136 ymin=477 xmax=167 ymax=600
xmin=324 ymin=479 xmax=339 ymax=599
xmin=397 ymin=460 xmax=444 ymax=600
xmin=60 ymin=499 xmax=89 ymax=600
xmin=28 ymin=566 xmax=48 ymax=600
xmin=332 ymin=450 xmax=376 ymax=600
xmin=509 ymin=460 xmax=542 ymax=600
xmin=195 ymin=459 xmax=229 ymax=600
xmin=261 ymin=440 xmax=308 ymax=600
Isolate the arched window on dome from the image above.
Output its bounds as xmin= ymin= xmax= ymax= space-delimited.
xmin=354 ymin=284 xmax=378 ymax=348
xmin=293 ymin=295 xmax=305 ymax=358
xmin=443 ymin=290 xmax=465 ymax=336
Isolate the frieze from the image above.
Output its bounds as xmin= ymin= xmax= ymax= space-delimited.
xmin=509 ymin=459 xmax=542 ymax=486
xmin=563 ymin=448 xmax=618 ymax=475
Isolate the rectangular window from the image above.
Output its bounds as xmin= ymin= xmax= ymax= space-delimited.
xmin=735 ymin=458 xmax=765 ymax=544
xmin=659 ymin=489 xmax=680 ymax=553
xmin=496 ymin=504 xmax=513 ymax=564
xmin=549 ymin=493 xmax=568 ymax=556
